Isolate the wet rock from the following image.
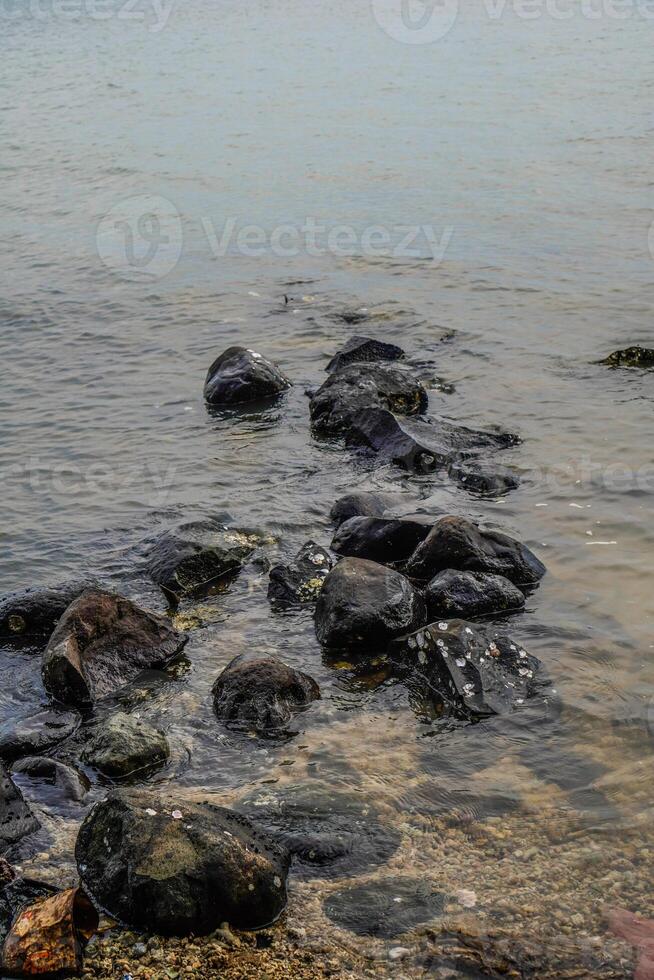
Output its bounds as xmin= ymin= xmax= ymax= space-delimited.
xmin=391 ymin=619 xmax=542 ymax=718
xmin=324 ymin=878 xmax=446 ymax=937
xmin=310 ymin=364 xmax=428 ymax=436
xmin=146 ymin=519 xmax=256 ymax=602
xmin=0 ymin=764 xmax=40 ymax=852
xmin=315 ymin=558 xmax=426 ymax=649
xmin=203 ymin=346 xmax=291 ymax=405
xmin=346 ymin=407 xmax=519 ymax=476
xmin=331 ymin=516 xmax=432 ymax=566
xmin=330 ymin=491 xmax=413 ymax=528
xmin=404 ymin=516 xmax=546 ymax=586
xmin=325 ymin=336 xmax=404 ymax=373
xmin=0 ymin=581 xmax=92 ymax=642
xmin=425 ymin=569 xmax=525 ymax=619
xmin=42 ymin=590 xmax=187 ymax=710
xmin=81 ymin=713 xmax=170 ymax=780
xmin=267 ymin=541 xmax=335 ymax=608
xmin=212 ymin=653 xmax=320 ymax=736
xmin=447 ymin=455 xmax=521 ymax=495
xmin=76 ymin=793 xmax=290 ymax=934
xmin=600 ymin=346 xmax=654 ymax=368
xmin=0 ymin=709 xmax=80 ymax=763
xmin=11 ymin=757 xmax=90 ymax=803
xmin=235 ymin=783 xmax=400 ymax=879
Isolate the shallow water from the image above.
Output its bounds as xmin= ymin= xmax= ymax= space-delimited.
xmin=2 ymin=0 xmax=654 ymax=973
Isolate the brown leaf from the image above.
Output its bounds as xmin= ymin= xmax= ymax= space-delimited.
xmin=2 ymin=887 xmax=98 ymax=977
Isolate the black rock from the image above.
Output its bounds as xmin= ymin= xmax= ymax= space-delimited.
xmin=203 ymin=346 xmax=291 ymax=405
xmin=267 ymin=541 xmax=335 ymax=608
xmin=310 ymin=364 xmax=428 ymax=436
xmin=425 ymin=569 xmax=526 ymax=620
xmin=146 ymin=519 xmax=256 ymax=602
xmin=81 ymin=713 xmax=170 ymax=780
xmin=76 ymin=793 xmax=290 ymax=934
xmin=331 ymin=516 xmax=433 ymax=566
xmin=315 ymin=557 xmax=426 ymax=649
xmin=0 ymin=581 xmax=92 ymax=642
xmin=405 ymin=516 xmax=546 ymax=586
xmin=346 ymin=407 xmax=519 ymax=475
xmin=324 ymin=878 xmax=446 ymax=937
xmin=212 ymin=653 xmax=320 ymax=736
xmin=390 ymin=619 xmax=542 ymax=718
xmin=10 ymin=757 xmax=90 ymax=803
xmin=447 ymin=456 xmax=521 ymax=496
xmin=330 ymin=491 xmax=414 ymax=527
xmin=0 ymin=708 xmax=80 ymax=763
xmin=0 ymin=876 xmax=58 ymax=947
xmin=42 ymin=589 xmax=188 ymax=709
xmin=325 ymin=336 xmax=405 ymax=373
xmin=600 ymin=346 xmax=654 ymax=368
xmin=0 ymin=764 xmax=40 ymax=852
xmin=235 ymin=783 xmax=400 ymax=879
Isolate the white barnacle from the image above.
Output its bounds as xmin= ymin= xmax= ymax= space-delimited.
xmin=438 ymin=622 xmax=448 ymax=632
xmin=274 ymin=876 xmax=282 ymax=888
xmin=463 ymin=683 xmax=475 ymax=696
xmin=465 ymin=627 xmax=473 ymax=635
xmin=436 ymin=639 xmax=445 ymax=648
xmin=455 ymin=658 xmax=466 ymax=668
xmin=418 ymin=650 xmax=427 ymax=664
xmin=145 ymin=808 xmax=157 ymax=817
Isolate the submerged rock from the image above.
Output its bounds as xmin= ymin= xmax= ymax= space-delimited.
xmin=235 ymin=783 xmax=400 ymax=879
xmin=447 ymin=455 xmax=521 ymax=495
xmin=42 ymin=590 xmax=187 ymax=709
xmin=315 ymin=557 xmax=426 ymax=649
xmin=324 ymin=878 xmax=446 ymax=937
xmin=0 ymin=581 xmax=92 ymax=642
xmin=0 ymin=708 xmax=80 ymax=763
xmin=330 ymin=491 xmax=413 ymax=528
xmin=11 ymin=757 xmax=90 ymax=803
xmin=310 ymin=364 xmax=428 ymax=436
xmin=600 ymin=346 xmax=654 ymax=368
xmin=76 ymin=794 xmax=290 ymax=934
xmin=331 ymin=516 xmax=432 ymax=566
xmin=405 ymin=516 xmax=546 ymax=586
xmin=212 ymin=653 xmax=320 ymax=736
xmin=425 ymin=569 xmax=525 ymax=619
xmin=146 ymin=519 xmax=256 ymax=602
xmin=390 ymin=619 xmax=542 ymax=717
xmin=203 ymin=346 xmax=291 ymax=405
xmin=81 ymin=713 xmax=170 ymax=780
xmin=325 ymin=336 xmax=404 ymax=373
xmin=267 ymin=541 xmax=335 ymax=608
xmin=0 ymin=764 xmax=40 ymax=852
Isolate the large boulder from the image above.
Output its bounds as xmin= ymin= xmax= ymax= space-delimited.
xmin=325 ymin=336 xmax=404 ymax=373
xmin=315 ymin=557 xmax=426 ymax=649
xmin=267 ymin=541 xmax=335 ymax=608
xmin=330 ymin=490 xmax=414 ymax=528
xmin=0 ymin=581 xmax=92 ymax=642
xmin=390 ymin=619 xmax=541 ymax=717
xmin=331 ymin=516 xmax=432 ymax=566
xmin=404 ymin=516 xmax=546 ymax=586
xmin=0 ymin=764 xmax=40 ymax=852
xmin=310 ymin=364 xmax=428 ymax=436
xmin=425 ymin=569 xmax=525 ymax=619
xmin=203 ymin=346 xmax=291 ymax=405
xmin=146 ymin=519 xmax=256 ymax=602
xmin=212 ymin=653 xmax=320 ymax=736
xmin=75 ymin=794 xmax=290 ymax=934
xmin=0 ymin=709 xmax=80 ymax=763
xmin=42 ymin=590 xmax=188 ymax=709
xmin=81 ymin=713 xmax=169 ymax=780
xmin=600 ymin=346 xmax=654 ymax=368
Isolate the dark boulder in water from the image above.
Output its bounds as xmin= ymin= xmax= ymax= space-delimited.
xmin=76 ymin=793 xmax=290 ymax=934
xmin=324 ymin=878 xmax=446 ymax=937
xmin=0 ymin=581 xmax=93 ymax=642
xmin=310 ymin=364 xmax=428 ymax=436
xmin=315 ymin=557 xmax=426 ymax=649
xmin=267 ymin=541 xmax=335 ymax=608
xmin=10 ymin=757 xmax=90 ymax=803
xmin=81 ymin=712 xmax=170 ymax=780
xmin=235 ymin=783 xmax=400 ymax=879
xmin=42 ymin=589 xmax=188 ymax=709
xmin=0 ymin=708 xmax=80 ymax=763
xmin=325 ymin=336 xmax=405 ymax=373
xmin=447 ymin=455 xmax=520 ymax=495
xmin=0 ymin=764 xmax=40 ymax=852
xmin=405 ymin=515 xmax=546 ymax=587
xmin=331 ymin=516 xmax=432 ymax=566
xmin=600 ymin=346 xmax=654 ymax=368
xmin=425 ymin=569 xmax=525 ymax=619
xmin=330 ymin=490 xmax=414 ymax=527
xmin=203 ymin=346 xmax=291 ymax=405
xmin=390 ymin=619 xmax=542 ymax=718
xmin=146 ymin=519 xmax=257 ymax=602
xmin=212 ymin=653 xmax=320 ymax=736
